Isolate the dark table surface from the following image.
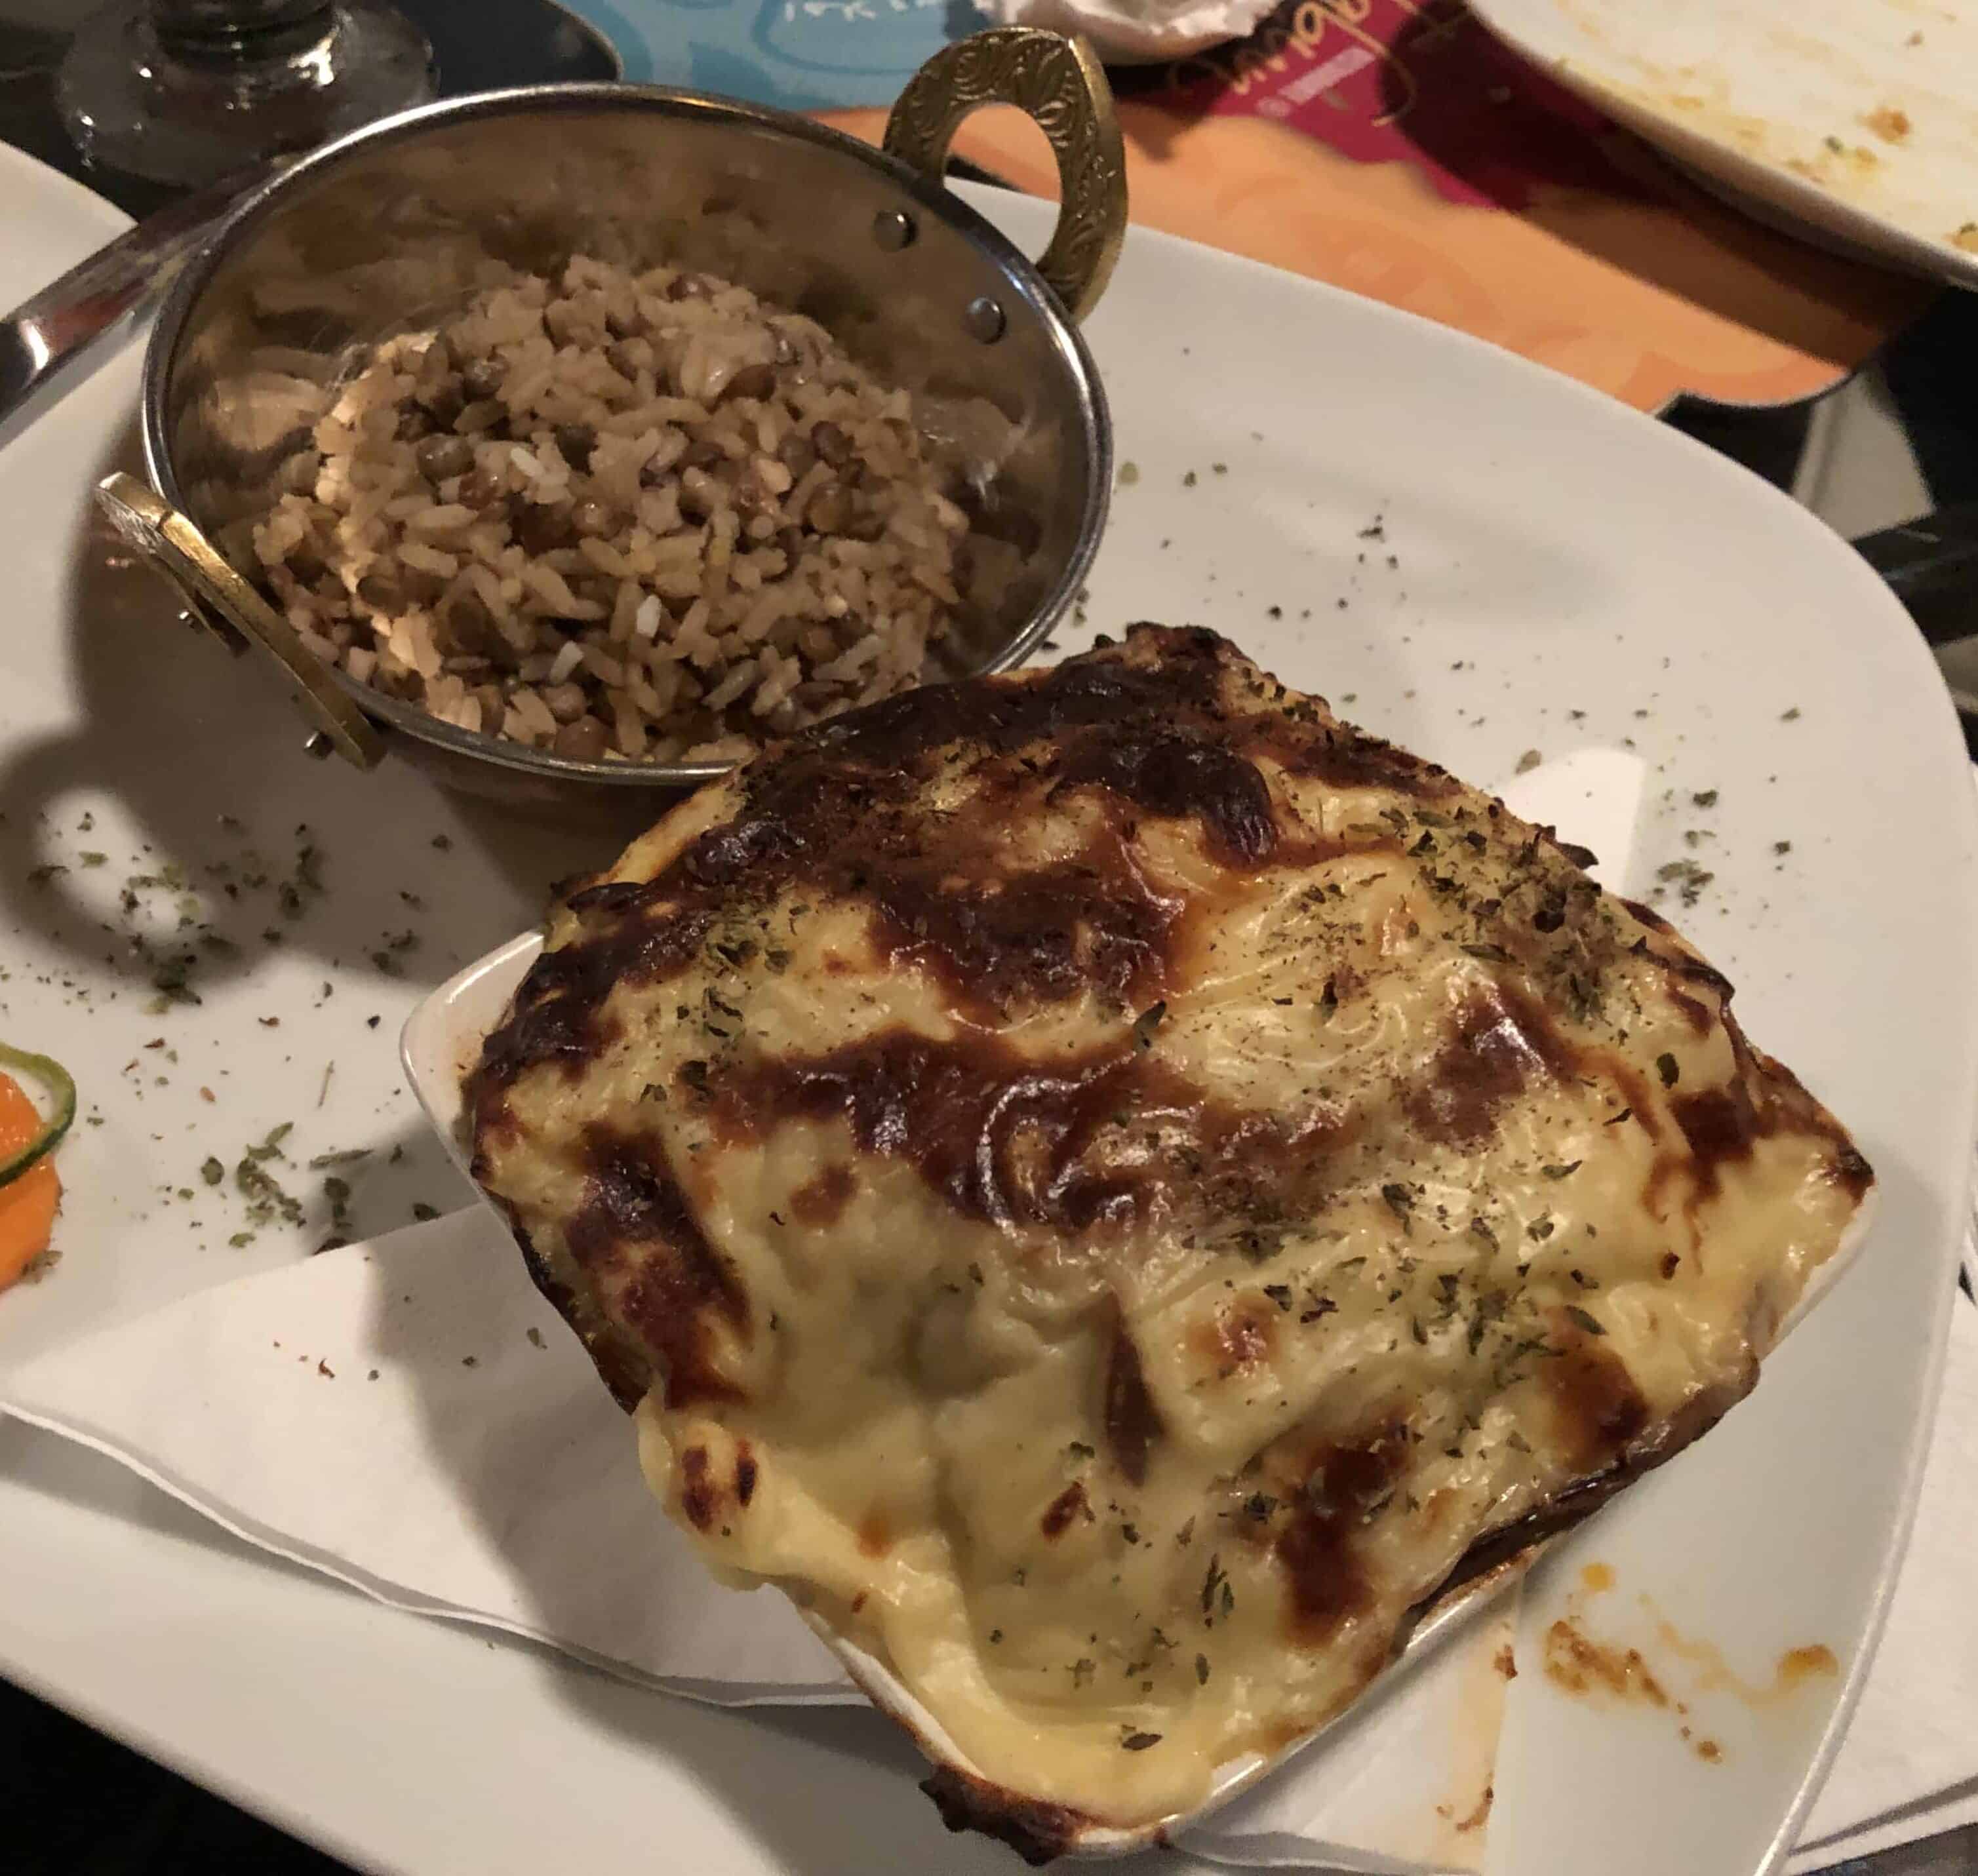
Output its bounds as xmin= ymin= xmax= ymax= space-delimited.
xmin=1 ymin=3 xmax=1976 ymax=1872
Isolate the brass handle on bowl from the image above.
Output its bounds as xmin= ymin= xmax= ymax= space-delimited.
xmin=94 ymin=472 xmax=386 ymax=771
xmin=884 ymin=28 xmax=1126 ymax=322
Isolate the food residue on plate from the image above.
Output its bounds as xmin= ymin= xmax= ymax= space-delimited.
xmin=1543 ymin=1565 xmax=1671 ymax=1709
xmin=1427 ymin=1604 xmax=1518 ymax=1857
xmin=1543 ymin=1563 xmax=1839 ymax=1763
xmin=1642 ymin=1595 xmax=1840 ymax=1706
xmin=1861 ymin=106 xmax=1910 ymax=146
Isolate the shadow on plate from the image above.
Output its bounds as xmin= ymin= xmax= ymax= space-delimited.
xmin=0 ymin=414 xmax=650 ymax=1007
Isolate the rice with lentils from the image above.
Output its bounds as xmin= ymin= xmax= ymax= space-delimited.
xmin=252 ymin=255 xmax=971 ymax=764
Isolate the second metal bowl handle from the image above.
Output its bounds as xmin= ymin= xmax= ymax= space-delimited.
xmin=94 ymin=472 xmax=386 ymax=770
xmin=884 ymin=28 xmax=1127 ymax=322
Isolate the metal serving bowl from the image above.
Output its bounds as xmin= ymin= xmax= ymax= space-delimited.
xmin=100 ymin=29 xmax=1124 ymax=810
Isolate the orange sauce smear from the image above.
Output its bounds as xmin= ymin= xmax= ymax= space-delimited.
xmin=1541 ymin=1565 xmax=1838 ymax=1766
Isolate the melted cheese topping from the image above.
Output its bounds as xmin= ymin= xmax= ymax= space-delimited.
xmin=469 ymin=627 xmax=1868 ymax=1843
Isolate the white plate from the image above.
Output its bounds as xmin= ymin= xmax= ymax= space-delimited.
xmin=1471 ymin=0 xmax=1978 ymax=288
xmin=0 ymin=139 xmax=1973 ymax=1876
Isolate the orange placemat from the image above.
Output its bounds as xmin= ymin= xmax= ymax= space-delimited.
xmin=824 ymin=0 xmax=1928 ymax=412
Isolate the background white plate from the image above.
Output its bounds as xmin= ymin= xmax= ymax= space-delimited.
xmin=1470 ymin=0 xmax=1978 ymax=288
xmin=0 ymin=140 xmax=1973 ymax=1876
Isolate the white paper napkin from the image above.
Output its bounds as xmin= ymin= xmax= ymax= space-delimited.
xmin=1784 ymin=1291 xmax=1978 ymax=1871
xmin=0 ymin=1214 xmax=846 ymax=1706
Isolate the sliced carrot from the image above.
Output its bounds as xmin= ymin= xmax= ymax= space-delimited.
xmin=0 ymin=1074 xmax=60 ymax=1288
xmin=0 ymin=1074 xmax=49 ymax=1154
xmin=0 ymin=1164 xmax=58 ymax=1288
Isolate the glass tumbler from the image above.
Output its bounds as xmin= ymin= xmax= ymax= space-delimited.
xmin=58 ymin=0 xmax=435 ymax=187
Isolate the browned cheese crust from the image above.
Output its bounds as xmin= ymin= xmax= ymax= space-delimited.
xmin=467 ymin=625 xmax=1870 ymax=1848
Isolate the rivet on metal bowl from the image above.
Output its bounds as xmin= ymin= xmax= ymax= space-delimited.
xmin=871 ymin=208 xmax=917 ymax=252
xmin=965 ymin=296 xmax=1006 ymax=344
